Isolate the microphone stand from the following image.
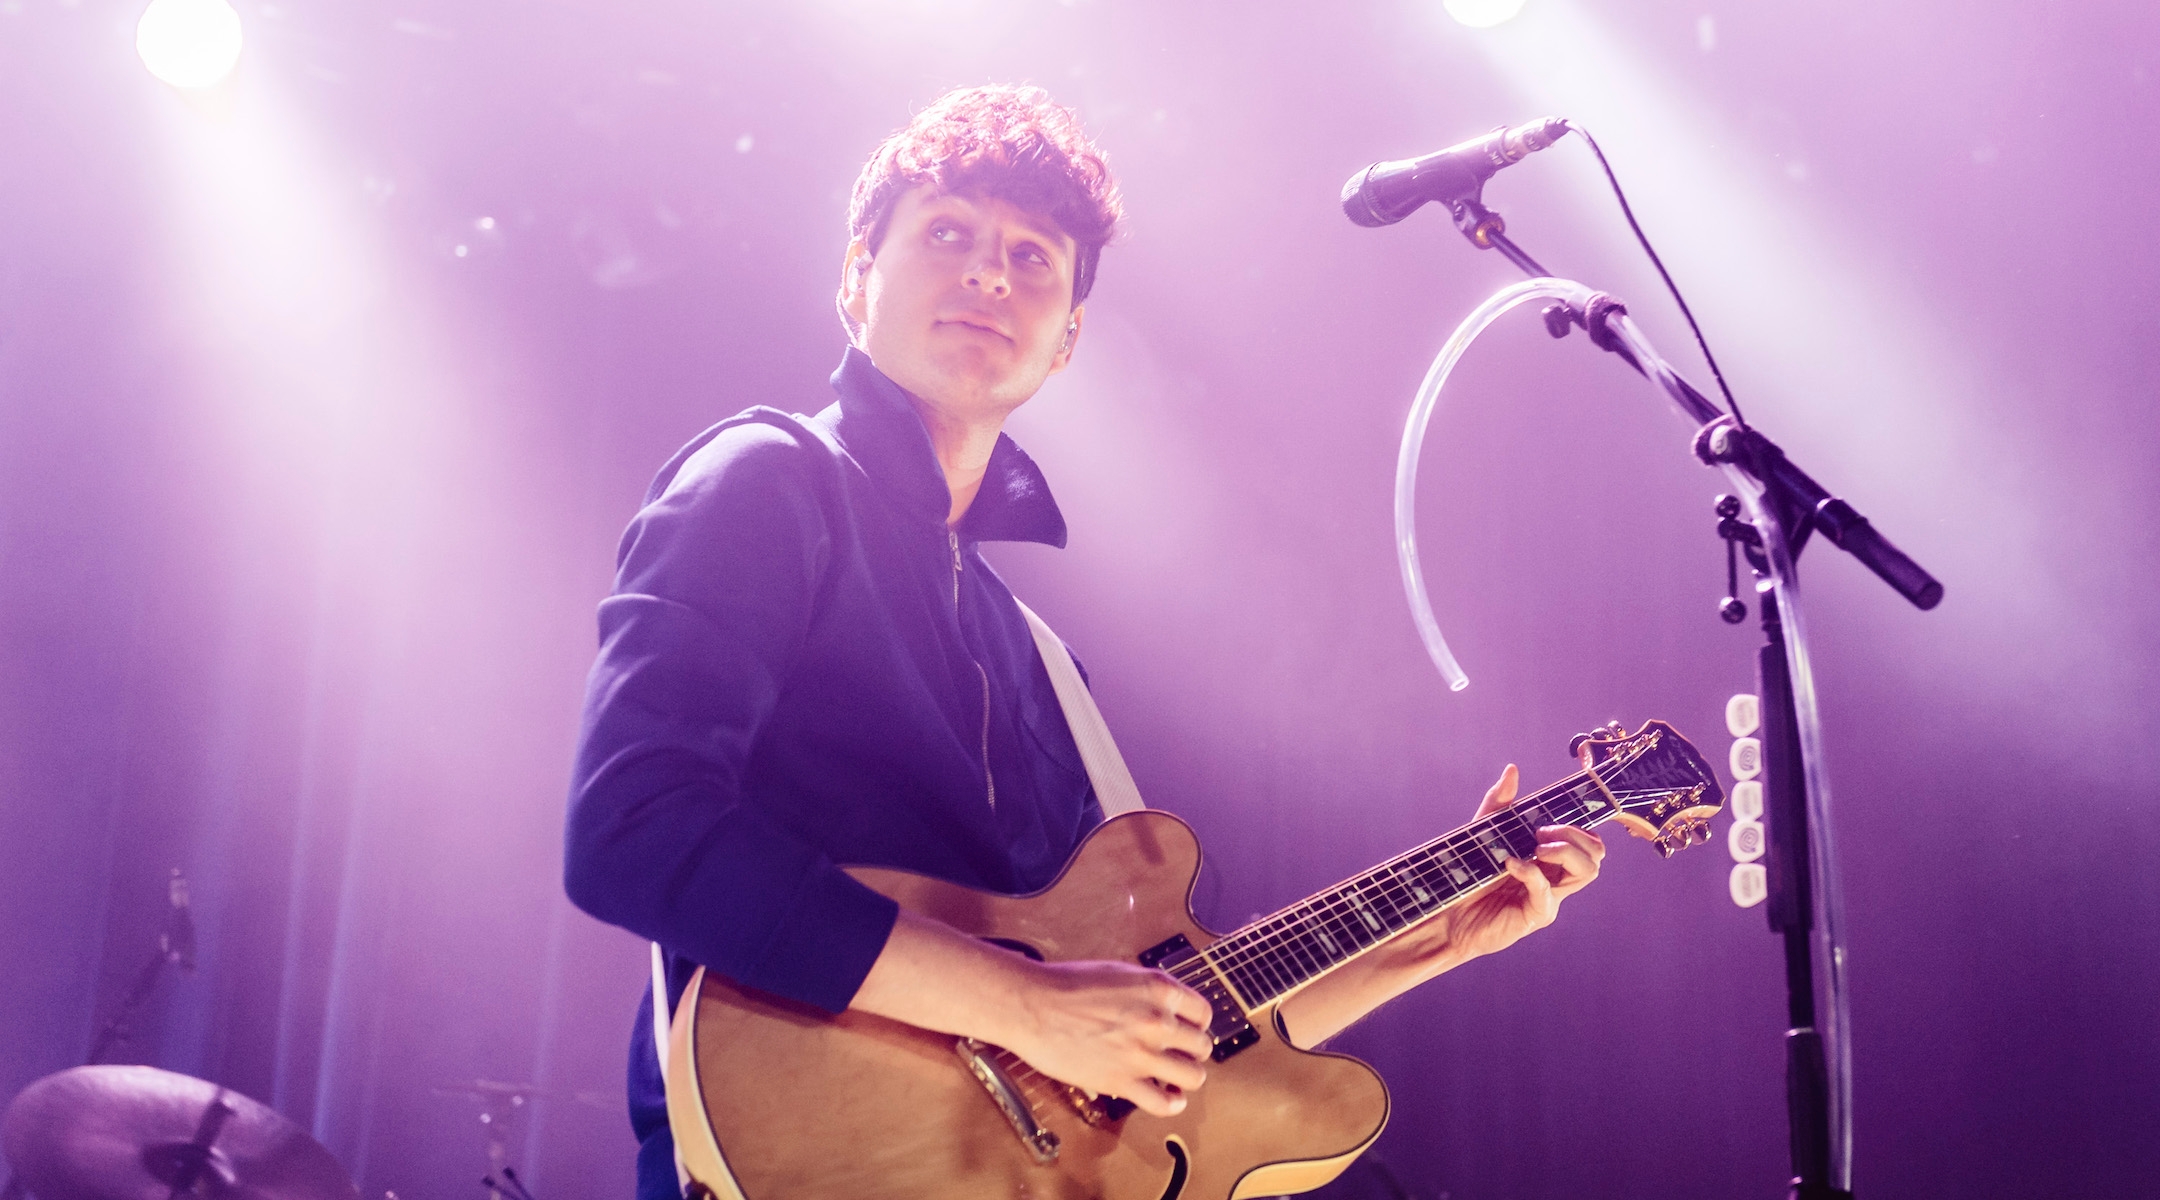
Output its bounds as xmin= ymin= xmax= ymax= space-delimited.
xmin=1442 ymin=191 xmax=1943 ymax=1200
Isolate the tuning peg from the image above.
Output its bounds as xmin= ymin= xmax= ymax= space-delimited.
xmin=1603 ymin=720 xmax=1626 ymax=738
xmin=1728 ymin=818 xmax=1765 ymax=862
xmin=1730 ymin=780 xmax=1763 ymax=822
xmin=1725 ymin=694 xmax=1760 ymax=738
xmin=1729 ymin=737 xmax=1762 ymax=780
xmin=1730 ymin=862 xmax=1767 ymax=908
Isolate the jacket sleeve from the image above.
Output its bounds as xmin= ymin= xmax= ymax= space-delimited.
xmin=563 ymin=419 xmax=899 ymax=1014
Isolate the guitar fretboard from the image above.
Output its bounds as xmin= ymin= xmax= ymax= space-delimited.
xmin=1199 ymin=772 xmax=1618 ymax=1012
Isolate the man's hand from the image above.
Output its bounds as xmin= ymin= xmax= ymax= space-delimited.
xmin=994 ymin=957 xmax=1213 ymax=1116
xmin=1429 ymin=763 xmax=1606 ymax=963
xmin=850 ymin=911 xmax=1213 ymax=1117
xmin=1276 ymin=763 xmax=1605 ymax=1048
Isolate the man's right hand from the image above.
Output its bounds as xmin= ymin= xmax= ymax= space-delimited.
xmin=849 ymin=910 xmax=1214 ymax=1117
xmin=996 ymin=956 xmax=1213 ymax=1115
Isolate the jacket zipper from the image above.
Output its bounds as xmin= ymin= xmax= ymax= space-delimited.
xmin=950 ymin=530 xmax=996 ymax=810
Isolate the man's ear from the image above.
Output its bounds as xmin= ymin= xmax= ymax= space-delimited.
xmin=837 ymin=238 xmax=872 ymax=342
xmin=1049 ymin=304 xmax=1084 ymax=374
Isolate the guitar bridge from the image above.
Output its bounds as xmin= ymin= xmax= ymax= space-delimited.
xmin=953 ymin=1038 xmax=1060 ymax=1164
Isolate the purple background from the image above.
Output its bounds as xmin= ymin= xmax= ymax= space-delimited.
xmin=3 ymin=1 xmax=2155 ymax=1196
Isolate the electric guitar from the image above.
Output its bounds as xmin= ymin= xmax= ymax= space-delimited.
xmin=665 ymin=719 xmax=1723 ymax=1200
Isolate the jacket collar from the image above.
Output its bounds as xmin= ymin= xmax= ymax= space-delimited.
xmin=823 ymin=347 xmax=1069 ymax=549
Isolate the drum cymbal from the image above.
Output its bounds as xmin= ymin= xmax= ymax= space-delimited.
xmin=1 ymin=1065 xmax=358 ymax=1200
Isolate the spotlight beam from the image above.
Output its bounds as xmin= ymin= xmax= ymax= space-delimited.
xmin=137 ymin=0 xmax=244 ymax=90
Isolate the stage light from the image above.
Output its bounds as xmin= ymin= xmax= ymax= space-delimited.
xmin=136 ymin=0 xmax=244 ymax=90
xmin=1444 ymin=0 xmax=1530 ymax=28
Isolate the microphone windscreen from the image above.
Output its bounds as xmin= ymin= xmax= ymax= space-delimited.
xmin=1340 ymin=166 xmax=1389 ymax=227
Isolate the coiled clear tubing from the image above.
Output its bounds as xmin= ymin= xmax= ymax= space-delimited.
xmin=1395 ymin=276 xmax=1853 ymax=1189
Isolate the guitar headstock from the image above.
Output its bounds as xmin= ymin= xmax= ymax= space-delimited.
xmin=1572 ymin=720 xmax=1726 ymax=857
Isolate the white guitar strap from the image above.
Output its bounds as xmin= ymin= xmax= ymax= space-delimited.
xmin=1015 ymin=599 xmax=1146 ymax=817
xmin=652 ymin=942 xmax=692 ymax=1194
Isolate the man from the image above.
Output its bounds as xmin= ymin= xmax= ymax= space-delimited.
xmin=564 ymin=85 xmax=1603 ymax=1199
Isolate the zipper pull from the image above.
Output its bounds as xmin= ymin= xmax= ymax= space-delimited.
xmin=948 ymin=529 xmax=962 ymax=609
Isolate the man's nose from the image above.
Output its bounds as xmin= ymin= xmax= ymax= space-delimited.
xmin=962 ymin=243 xmax=1012 ymax=297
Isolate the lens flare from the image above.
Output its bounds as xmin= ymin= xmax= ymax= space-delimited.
xmin=1443 ymin=0 xmax=1531 ymax=28
xmin=136 ymin=0 xmax=244 ymax=90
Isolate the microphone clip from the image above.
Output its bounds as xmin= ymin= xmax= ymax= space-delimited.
xmin=1450 ymin=194 xmax=1507 ymax=250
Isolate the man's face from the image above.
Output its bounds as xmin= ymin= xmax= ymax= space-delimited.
xmin=841 ymin=186 xmax=1083 ymax=423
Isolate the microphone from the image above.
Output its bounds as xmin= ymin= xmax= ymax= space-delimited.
xmin=1341 ymin=117 xmax=1571 ymax=228
xmin=162 ymin=869 xmax=196 ymax=974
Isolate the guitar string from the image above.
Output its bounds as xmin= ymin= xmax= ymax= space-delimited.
xmin=1220 ymin=810 xmax=1544 ymax=999
xmin=1209 ymin=756 xmax=1627 ymax=979
xmin=1211 ymin=768 xmax=1590 ymax=974
xmin=1208 ymin=797 xmax=1553 ymax=980
xmin=1201 ymin=814 xmax=1526 ymax=1004
xmin=991 ymin=809 xmax=1658 ymax=1107
xmin=978 ymin=809 xmax=1568 ymax=1115
xmin=1203 ymin=783 xmax=1579 ymax=991
xmin=1199 ymin=764 xmax=1633 ymax=1004
xmin=1197 ymin=820 xmax=1527 ymax=1006
xmin=992 ymin=761 xmax=1658 ymax=1048
xmin=975 ymin=752 xmax=1689 ymax=1109
xmin=1216 ymin=770 xmax=1644 ymax=996
xmin=1209 ymin=766 xmax=1695 ymax=1005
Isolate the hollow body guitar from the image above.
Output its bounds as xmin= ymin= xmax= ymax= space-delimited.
xmin=666 ymin=720 xmax=1723 ymax=1200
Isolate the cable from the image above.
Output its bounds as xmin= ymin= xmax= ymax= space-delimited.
xmin=1562 ymin=122 xmax=1750 ymax=429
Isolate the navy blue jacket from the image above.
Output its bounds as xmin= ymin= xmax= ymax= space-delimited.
xmin=563 ymin=349 xmax=1102 ymax=1194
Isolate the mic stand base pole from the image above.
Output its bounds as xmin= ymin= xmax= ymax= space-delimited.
xmin=1758 ymin=587 xmax=1851 ymax=1200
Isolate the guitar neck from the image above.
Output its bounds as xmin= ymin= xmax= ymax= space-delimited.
xmin=1198 ymin=768 xmax=1624 ymax=1013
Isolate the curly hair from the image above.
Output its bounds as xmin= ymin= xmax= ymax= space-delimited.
xmin=847 ymin=85 xmax=1123 ymax=307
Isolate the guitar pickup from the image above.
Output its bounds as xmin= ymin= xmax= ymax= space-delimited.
xmin=1138 ymin=934 xmax=1260 ymax=1063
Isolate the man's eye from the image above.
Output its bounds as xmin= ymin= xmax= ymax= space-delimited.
xmin=930 ymin=223 xmax=964 ymax=243
xmin=1016 ymin=246 xmax=1051 ymax=267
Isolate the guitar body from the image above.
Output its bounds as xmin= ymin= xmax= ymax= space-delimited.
xmin=666 ymin=811 xmax=1389 ymax=1200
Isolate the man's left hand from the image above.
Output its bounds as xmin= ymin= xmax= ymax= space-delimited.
xmin=1275 ymin=762 xmax=1606 ymax=1048
xmin=1433 ymin=763 xmax=1605 ymax=962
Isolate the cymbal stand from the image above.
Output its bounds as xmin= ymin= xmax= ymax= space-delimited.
xmin=482 ymin=1167 xmax=539 ymax=1200
xmin=85 ymin=942 xmax=179 ymax=1066
xmin=440 ymin=1085 xmax=541 ymax=1200
xmin=87 ymin=869 xmax=195 ymax=1066
xmin=6 ymin=873 xmax=199 ymax=1200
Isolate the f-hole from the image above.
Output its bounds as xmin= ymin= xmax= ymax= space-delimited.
xmin=1154 ymin=1137 xmax=1190 ymax=1200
